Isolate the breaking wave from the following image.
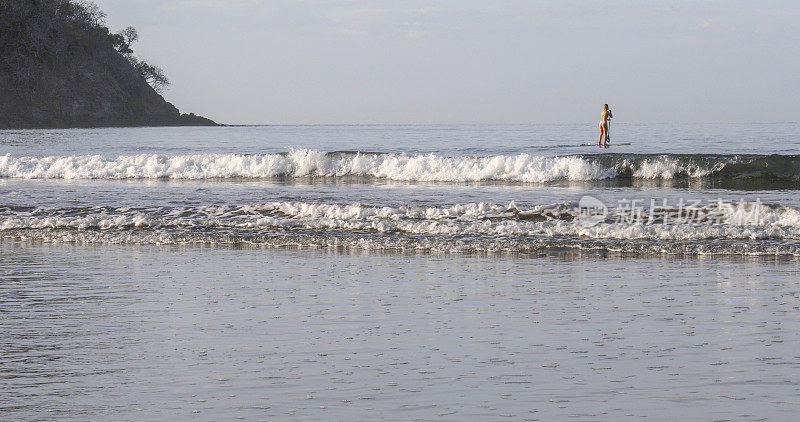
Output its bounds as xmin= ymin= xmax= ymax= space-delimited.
xmin=1 ymin=150 xmax=798 ymax=185
xmin=2 ymin=200 xmax=799 ymax=256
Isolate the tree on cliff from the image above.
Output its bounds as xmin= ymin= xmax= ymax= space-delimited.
xmin=109 ymin=26 xmax=136 ymax=55
xmin=109 ymin=25 xmax=170 ymax=93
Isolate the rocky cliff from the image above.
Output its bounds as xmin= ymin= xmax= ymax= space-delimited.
xmin=0 ymin=0 xmax=216 ymax=129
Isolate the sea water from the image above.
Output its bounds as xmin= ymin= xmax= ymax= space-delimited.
xmin=1 ymin=124 xmax=799 ymax=420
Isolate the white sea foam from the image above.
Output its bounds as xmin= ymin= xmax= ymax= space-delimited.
xmin=630 ymin=156 xmax=723 ymax=179
xmin=3 ymin=200 xmax=799 ymax=255
xmin=0 ymin=150 xmax=737 ymax=182
xmin=2 ymin=202 xmax=799 ymax=245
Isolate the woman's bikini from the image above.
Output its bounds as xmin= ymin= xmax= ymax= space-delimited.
xmin=600 ymin=111 xmax=608 ymax=128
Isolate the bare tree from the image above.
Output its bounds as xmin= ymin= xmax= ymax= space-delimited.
xmin=110 ymin=26 xmax=137 ymax=55
xmin=135 ymin=61 xmax=170 ymax=93
xmin=107 ymin=25 xmax=169 ymax=93
xmin=120 ymin=26 xmax=138 ymax=45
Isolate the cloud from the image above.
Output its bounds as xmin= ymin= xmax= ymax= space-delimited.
xmin=160 ymin=0 xmax=263 ymax=11
xmin=325 ymin=8 xmax=391 ymax=25
xmin=699 ymin=18 xmax=715 ymax=29
xmin=405 ymin=29 xmax=422 ymax=40
xmin=323 ymin=4 xmax=437 ymax=37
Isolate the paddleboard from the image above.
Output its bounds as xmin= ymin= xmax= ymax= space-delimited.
xmin=578 ymin=142 xmax=631 ymax=146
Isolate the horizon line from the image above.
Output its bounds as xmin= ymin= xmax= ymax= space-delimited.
xmin=215 ymin=121 xmax=799 ymax=127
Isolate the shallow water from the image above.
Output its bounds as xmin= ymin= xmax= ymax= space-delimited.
xmin=1 ymin=243 xmax=799 ymax=421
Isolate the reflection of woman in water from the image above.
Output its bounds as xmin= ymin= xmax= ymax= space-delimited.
xmin=598 ymin=104 xmax=612 ymax=146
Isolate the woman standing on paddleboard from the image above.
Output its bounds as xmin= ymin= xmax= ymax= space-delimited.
xmin=598 ymin=104 xmax=612 ymax=147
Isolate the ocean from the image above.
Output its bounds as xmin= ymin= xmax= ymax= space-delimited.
xmin=1 ymin=124 xmax=799 ymax=420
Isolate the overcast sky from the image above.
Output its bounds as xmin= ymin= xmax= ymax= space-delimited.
xmin=94 ymin=0 xmax=800 ymax=124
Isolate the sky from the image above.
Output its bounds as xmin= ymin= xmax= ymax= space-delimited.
xmin=94 ymin=0 xmax=800 ymax=125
